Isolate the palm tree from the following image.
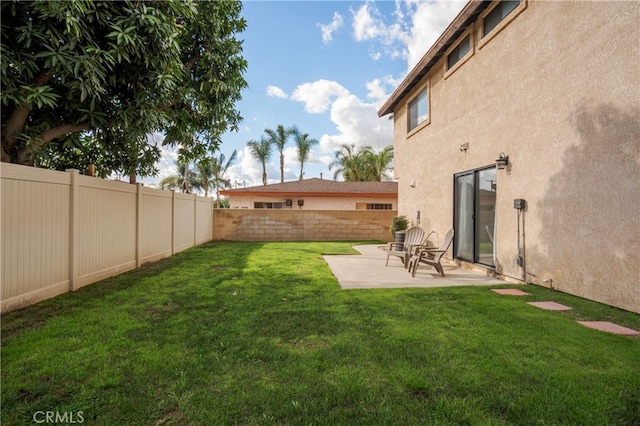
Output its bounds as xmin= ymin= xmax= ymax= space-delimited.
xmin=294 ymin=132 xmax=318 ymax=180
xmin=247 ymin=136 xmax=272 ymax=185
xmin=210 ymin=150 xmax=238 ymax=204
xmin=193 ymin=158 xmax=214 ymax=197
xmin=264 ymin=124 xmax=296 ymax=183
xmin=329 ymin=144 xmax=374 ymax=181
xmin=159 ymin=161 xmax=198 ymax=193
xmin=366 ymin=145 xmax=394 ymax=181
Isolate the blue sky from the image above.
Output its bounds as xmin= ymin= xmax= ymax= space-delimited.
xmin=144 ymin=0 xmax=466 ymax=189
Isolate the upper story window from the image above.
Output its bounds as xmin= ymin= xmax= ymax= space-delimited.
xmin=483 ymin=1 xmax=520 ymax=36
xmin=447 ymin=33 xmax=471 ymax=70
xmin=444 ymin=27 xmax=474 ymax=79
xmin=407 ymin=86 xmax=429 ymax=133
xmin=478 ymin=0 xmax=526 ymax=49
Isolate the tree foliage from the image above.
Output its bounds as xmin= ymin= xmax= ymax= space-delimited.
xmin=247 ymin=136 xmax=272 ymax=185
xmin=159 ymin=149 xmax=236 ymax=199
xmin=1 ymin=0 xmax=247 ymax=180
xmin=329 ymin=143 xmax=394 ymax=182
xmin=264 ymin=124 xmax=296 ymax=183
xmin=159 ymin=161 xmax=198 ymax=193
xmin=201 ymin=149 xmax=237 ymax=201
xmin=294 ymin=131 xmax=318 ymax=181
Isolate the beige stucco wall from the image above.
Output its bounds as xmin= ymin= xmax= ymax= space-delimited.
xmin=228 ymin=194 xmax=397 ymax=210
xmin=213 ymin=209 xmax=396 ymax=242
xmin=392 ymin=1 xmax=639 ymax=313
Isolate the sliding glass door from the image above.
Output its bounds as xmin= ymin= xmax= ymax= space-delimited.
xmin=454 ymin=167 xmax=496 ymax=267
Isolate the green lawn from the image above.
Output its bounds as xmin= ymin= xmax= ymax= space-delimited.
xmin=2 ymin=241 xmax=639 ymax=425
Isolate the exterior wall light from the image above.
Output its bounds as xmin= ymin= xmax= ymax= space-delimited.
xmin=496 ymin=152 xmax=509 ymax=170
xmin=297 ymin=199 xmax=304 ymax=208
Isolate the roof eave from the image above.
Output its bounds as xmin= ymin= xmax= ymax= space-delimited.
xmin=218 ymin=190 xmax=397 ymax=198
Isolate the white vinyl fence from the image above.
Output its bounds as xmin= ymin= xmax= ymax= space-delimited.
xmin=1 ymin=163 xmax=213 ymax=313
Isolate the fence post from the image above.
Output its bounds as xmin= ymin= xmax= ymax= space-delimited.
xmin=193 ymin=194 xmax=197 ymax=246
xmin=171 ymin=190 xmax=176 ymax=255
xmin=136 ymin=183 xmax=143 ymax=267
xmin=66 ymin=169 xmax=79 ymax=291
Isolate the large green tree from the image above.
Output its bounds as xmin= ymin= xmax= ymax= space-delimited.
xmin=264 ymin=124 xmax=296 ymax=183
xmin=1 ymin=0 xmax=247 ymax=181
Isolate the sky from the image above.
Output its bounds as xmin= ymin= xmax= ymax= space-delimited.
xmin=141 ymin=0 xmax=467 ymax=190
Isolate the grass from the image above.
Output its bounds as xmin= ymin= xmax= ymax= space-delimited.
xmin=2 ymin=241 xmax=639 ymax=425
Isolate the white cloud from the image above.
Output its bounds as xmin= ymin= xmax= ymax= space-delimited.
xmin=366 ymin=78 xmax=389 ymax=104
xmin=352 ymin=2 xmax=382 ymax=42
xmin=266 ymin=85 xmax=288 ymax=99
xmin=350 ymin=0 xmax=466 ymax=71
xmin=226 ymin=146 xmax=265 ymax=188
xmin=318 ymin=93 xmax=393 ymax=155
xmin=226 ymin=146 xmax=298 ymax=187
xmin=405 ymin=0 xmax=466 ymax=70
xmin=291 ymin=79 xmax=350 ymax=114
xmin=318 ymin=12 xmax=344 ymax=44
xmin=351 ymin=1 xmax=410 ymax=61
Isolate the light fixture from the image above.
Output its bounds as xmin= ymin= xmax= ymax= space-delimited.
xmin=297 ymin=199 xmax=304 ymax=208
xmin=409 ymin=179 xmax=416 ymax=188
xmin=496 ymin=152 xmax=509 ymax=170
xmin=459 ymin=143 xmax=469 ymax=152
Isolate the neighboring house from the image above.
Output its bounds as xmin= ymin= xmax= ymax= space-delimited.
xmin=378 ymin=0 xmax=639 ymax=313
xmin=220 ymin=178 xmax=398 ymax=210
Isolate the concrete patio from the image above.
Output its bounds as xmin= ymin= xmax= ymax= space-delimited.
xmin=323 ymin=244 xmax=506 ymax=290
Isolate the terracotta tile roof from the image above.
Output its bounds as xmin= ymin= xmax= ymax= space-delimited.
xmin=220 ymin=178 xmax=397 ymax=197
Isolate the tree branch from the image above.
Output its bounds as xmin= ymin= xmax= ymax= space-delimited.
xmin=1 ymin=71 xmax=52 ymax=162
xmin=14 ymin=123 xmax=91 ymax=165
xmin=157 ymin=50 xmax=200 ymax=112
xmin=185 ymin=50 xmax=200 ymax=74
xmin=39 ymin=123 xmax=90 ymax=144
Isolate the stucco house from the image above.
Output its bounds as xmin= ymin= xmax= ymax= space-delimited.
xmin=220 ymin=178 xmax=398 ymax=210
xmin=378 ymin=0 xmax=639 ymax=313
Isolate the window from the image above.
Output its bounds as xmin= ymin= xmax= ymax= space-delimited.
xmin=483 ymin=1 xmax=519 ymax=36
xmin=407 ymin=87 xmax=428 ymax=133
xmin=254 ymin=202 xmax=284 ymax=209
xmin=447 ymin=34 xmax=471 ymax=70
xmin=444 ymin=28 xmax=474 ymax=79
xmin=478 ymin=0 xmax=526 ymax=49
xmin=356 ymin=203 xmax=393 ymax=210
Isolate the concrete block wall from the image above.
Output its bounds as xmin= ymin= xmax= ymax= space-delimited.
xmin=213 ymin=209 xmax=396 ymax=242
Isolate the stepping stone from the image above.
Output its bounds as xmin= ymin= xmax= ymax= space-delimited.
xmin=492 ymin=289 xmax=529 ymax=296
xmin=578 ymin=321 xmax=640 ymax=336
xmin=527 ymin=301 xmax=572 ymax=311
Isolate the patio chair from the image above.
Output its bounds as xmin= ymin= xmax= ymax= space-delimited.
xmin=385 ymin=226 xmax=426 ymax=267
xmin=407 ymin=228 xmax=454 ymax=277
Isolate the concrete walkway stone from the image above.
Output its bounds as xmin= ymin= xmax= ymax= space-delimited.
xmin=578 ymin=321 xmax=640 ymax=336
xmin=527 ymin=301 xmax=573 ymax=311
